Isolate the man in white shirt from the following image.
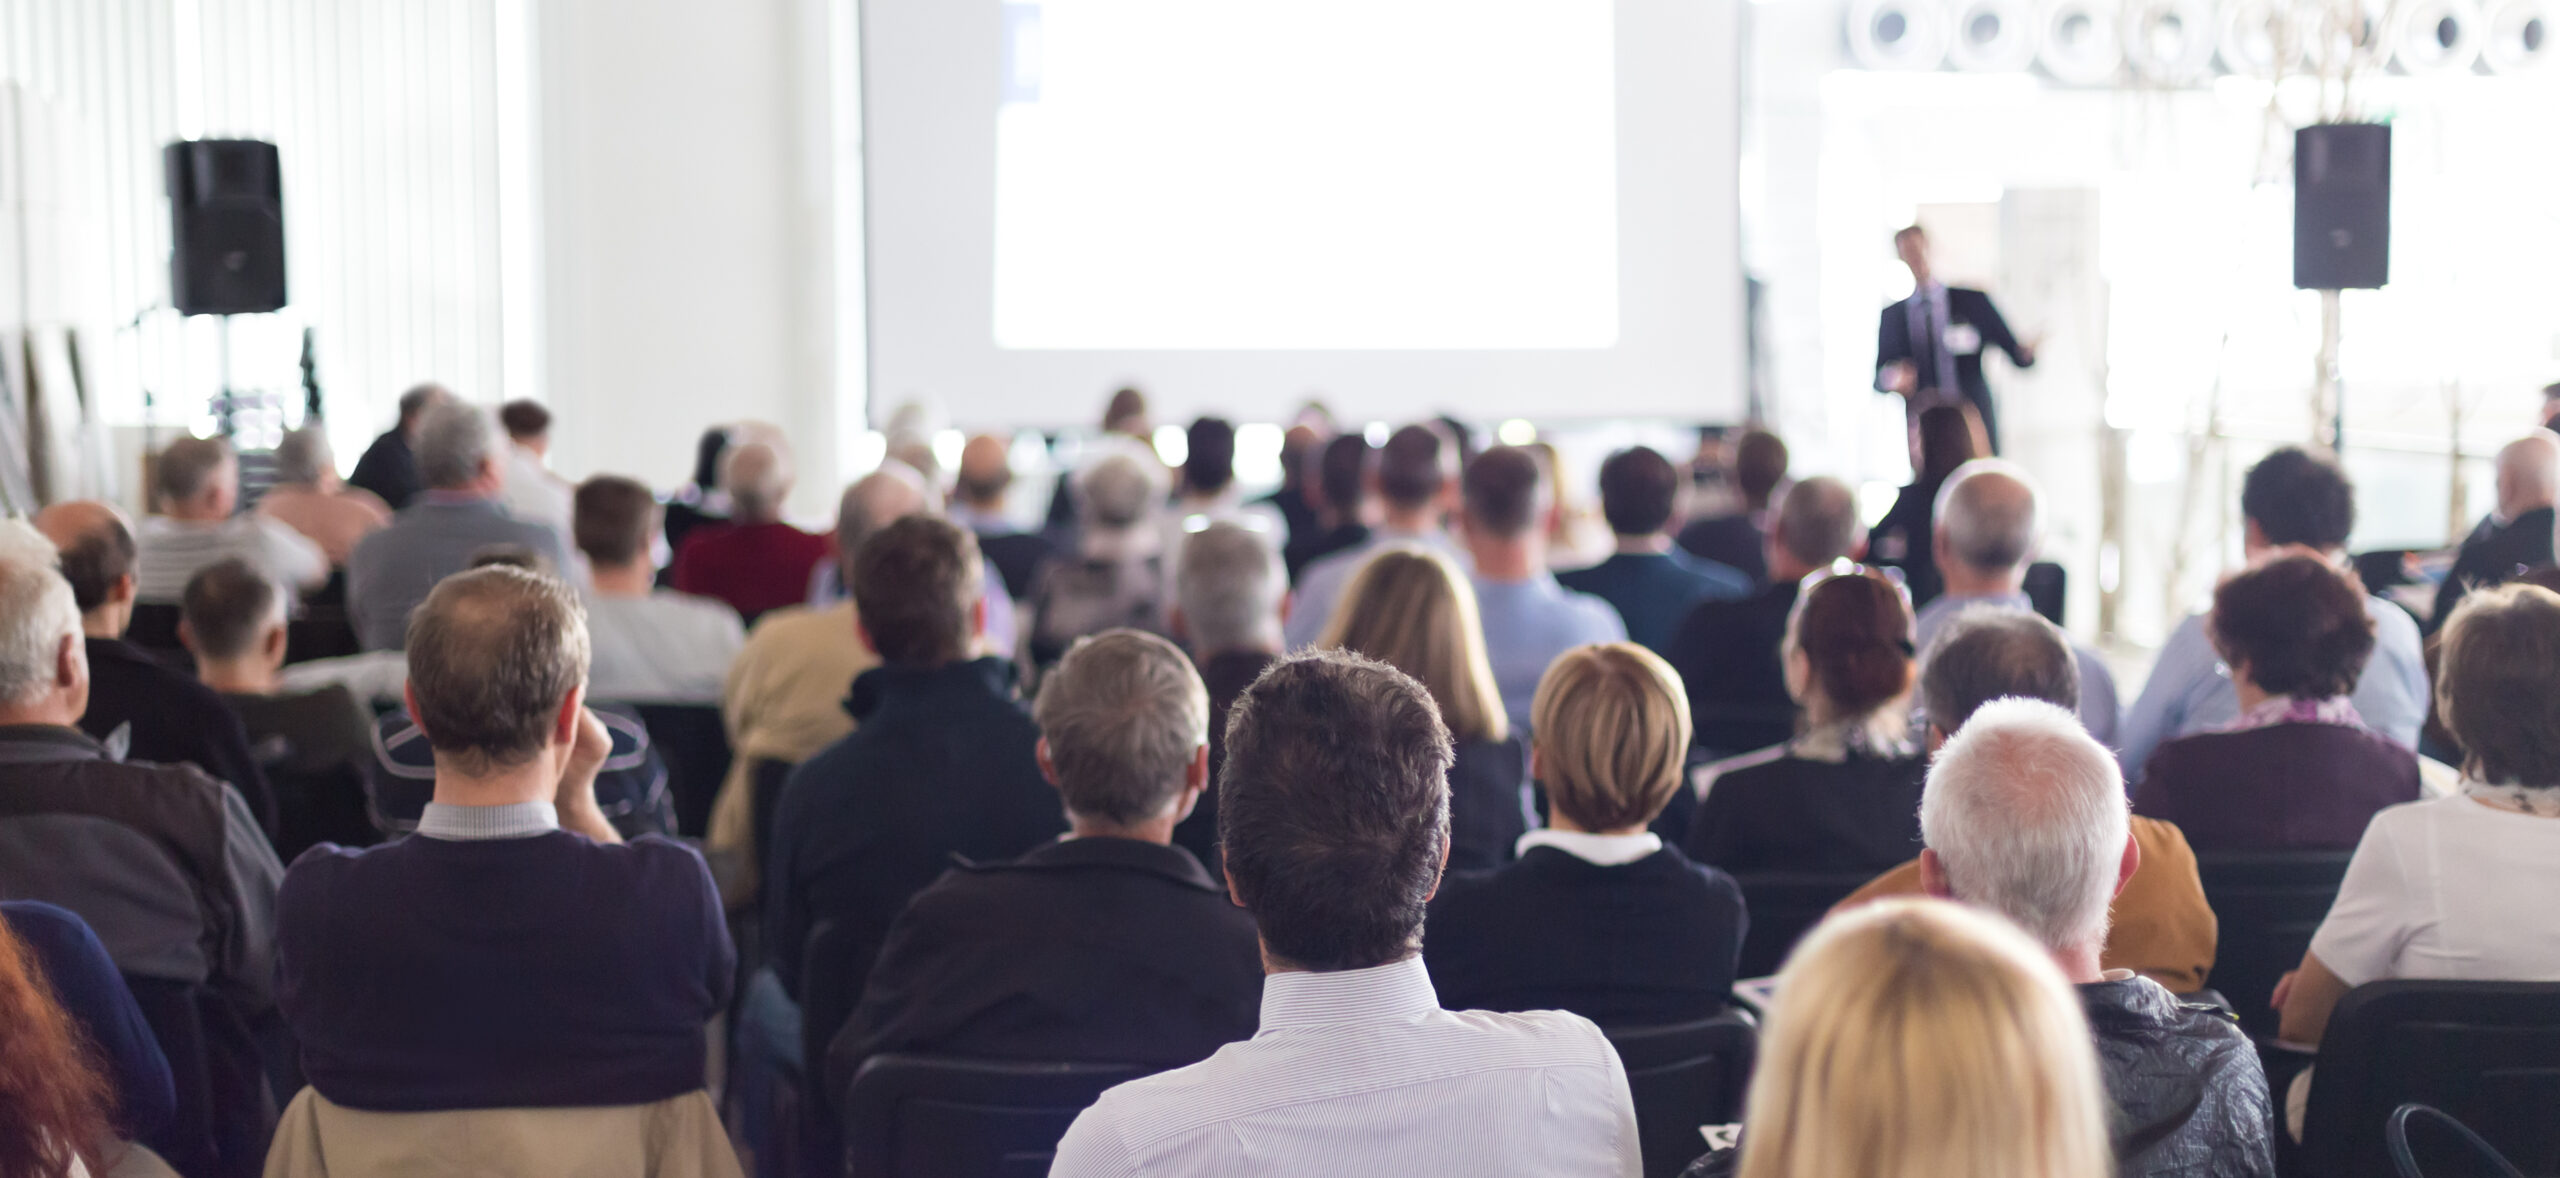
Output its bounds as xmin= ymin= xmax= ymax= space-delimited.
xmin=572 ymin=475 xmax=745 ymax=703
xmin=1051 ymin=648 xmax=1641 ymax=1178
xmin=1912 ymin=460 xmax=2119 ymax=746
xmin=134 ymin=435 xmax=328 ymax=603
xmin=1284 ymin=423 xmax=1465 ymax=648
xmin=496 ymin=399 xmax=576 ymax=540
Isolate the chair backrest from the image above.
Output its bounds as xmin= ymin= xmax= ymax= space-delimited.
xmin=2022 ymin=561 xmax=2067 ymax=626
xmin=1604 ymin=1010 xmax=1759 ymax=1178
xmin=262 ymin=1086 xmax=741 ymax=1178
xmin=2193 ymin=850 xmax=2354 ymax=1038
xmin=1730 ymin=871 xmax=1882 ymax=979
xmin=125 ymin=603 xmax=186 ymax=652
xmin=628 ymin=702 xmax=733 ymax=838
xmin=2302 ymin=981 xmax=2560 ymax=1178
xmin=122 ymin=975 xmax=276 ymax=1178
xmin=2389 ymin=1104 xmax=2528 ymax=1178
xmin=842 ymin=1055 xmax=1156 ymax=1178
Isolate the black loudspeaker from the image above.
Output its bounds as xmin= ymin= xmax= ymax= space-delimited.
xmin=2293 ymin=123 xmax=2390 ymax=290
xmin=166 ymin=139 xmax=287 ymax=315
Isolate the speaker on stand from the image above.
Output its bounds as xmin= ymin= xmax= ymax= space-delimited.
xmin=2295 ymin=122 xmax=2390 ymax=451
xmin=165 ymin=138 xmax=287 ymax=441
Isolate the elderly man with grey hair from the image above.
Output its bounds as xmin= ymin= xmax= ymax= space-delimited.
xmin=824 ymin=628 xmax=1261 ymax=1106
xmin=671 ymin=436 xmax=830 ymax=625
xmin=1022 ymin=451 xmax=1173 ymax=676
xmin=1912 ymin=458 xmax=2120 ymax=747
xmin=1169 ymin=521 xmax=1289 ymax=868
xmin=347 ymin=400 xmax=573 ymax=650
xmin=1912 ymin=698 xmax=2275 ymax=1178
xmin=2426 ymin=429 xmax=2560 ymax=634
xmin=134 ymin=433 xmax=329 ymax=604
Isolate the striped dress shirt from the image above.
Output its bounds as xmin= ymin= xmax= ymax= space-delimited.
xmin=1049 ymin=956 xmax=1641 ymax=1177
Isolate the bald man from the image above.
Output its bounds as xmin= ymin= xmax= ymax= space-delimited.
xmin=1911 ymin=460 xmax=2120 ymax=747
xmin=950 ymin=434 xmax=1058 ymax=600
xmin=671 ymin=439 xmax=830 ymax=625
xmin=2428 ymin=430 xmax=2560 ymax=634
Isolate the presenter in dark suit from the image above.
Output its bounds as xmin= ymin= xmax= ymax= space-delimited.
xmin=1876 ymin=226 xmax=2034 ymax=454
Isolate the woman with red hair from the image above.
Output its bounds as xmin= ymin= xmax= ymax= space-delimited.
xmin=0 ymin=905 xmax=118 ymax=1177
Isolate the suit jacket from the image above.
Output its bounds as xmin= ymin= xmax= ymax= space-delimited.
xmin=1675 ymin=514 xmax=1768 ymax=588
xmin=1876 ymin=285 xmax=2031 ymax=448
xmin=346 ymin=497 xmax=573 ymax=650
xmin=79 ymin=637 xmax=277 ymax=838
xmin=1450 ymin=736 xmax=1532 ymax=873
xmin=1426 ymin=845 xmax=1746 ymax=1026
xmin=1557 ymin=550 xmax=1752 ymax=659
xmin=2427 ymin=505 xmax=2556 ymax=634
xmin=826 ymin=837 xmax=1262 ymax=1103
xmin=1665 ymin=581 xmax=1801 ymax=757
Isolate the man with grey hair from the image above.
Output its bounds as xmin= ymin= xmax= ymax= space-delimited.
xmin=134 ymin=433 xmax=328 ymax=604
xmin=1915 ymin=698 xmax=2274 ymax=1178
xmin=347 ymin=400 xmax=572 ymax=650
xmin=1023 ymin=451 xmax=1173 ymax=675
xmin=257 ymin=425 xmax=391 ymax=566
xmin=1667 ymin=474 xmax=1867 ymax=755
xmin=0 ymin=521 xmax=284 ymax=1177
xmin=2426 ymin=429 xmax=2560 ymax=633
xmin=672 ymin=437 xmax=829 ymax=625
xmin=1170 ymin=521 xmax=1288 ymax=867
xmin=1915 ymin=459 xmax=2120 ymax=745
xmin=826 ymin=629 xmax=1260 ymax=1106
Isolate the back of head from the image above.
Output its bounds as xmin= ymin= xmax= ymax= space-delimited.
xmin=0 ymin=904 xmax=114 ymax=1178
xmin=2496 ymin=431 xmax=2560 ymax=512
xmin=415 ymin=401 xmax=496 ymax=491
xmin=1182 ymin=417 xmax=1237 ymax=497
xmin=38 ymin=504 xmax=135 ymax=613
xmin=2240 ymin=447 xmax=2355 ymax=550
xmin=181 ymin=558 xmax=282 ymax=662
xmin=1219 ymin=648 xmax=1453 ymax=971
xmin=2437 ymin=583 xmax=2560 ymax=789
xmin=1319 ymin=547 xmax=1507 ymax=744
xmin=397 ymin=382 xmax=450 ymax=427
xmin=1533 ymin=643 xmax=1691 ymax=831
xmin=1739 ymin=899 xmax=2110 ymax=1178
xmin=1317 ymin=432 xmax=1374 ymax=516
xmin=2210 ymin=554 xmax=2373 ymax=700
xmin=497 ymin=399 xmax=551 ymax=443
xmin=467 ymin=545 xmax=551 ymax=576
xmin=1788 ymin=571 xmax=1914 ymax=718
xmin=838 ymin=461 xmax=936 ymax=564
xmin=954 ymin=435 xmax=1014 ymax=507
xmin=1933 ymin=459 xmax=2041 ymax=573
xmin=0 ymin=523 xmax=77 ymax=706
xmin=1032 ymin=630 xmax=1210 ymax=825
xmin=273 ymin=426 xmax=335 ymax=486
xmin=690 ymin=427 xmax=732 ymax=491
xmin=1075 ymin=452 xmax=1157 ymax=532
xmin=404 ymin=566 xmax=589 ymax=774
xmin=1735 ymin=430 xmax=1790 ymax=508
xmin=1461 ymin=445 xmax=1546 ymax=539
xmin=1774 ymin=476 xmax=1860 ymax=569
xmin=1103 ymin=387 xmax=1150 ymax=436
xmin=1597 ymin=446 xmax=1682 ymax=538
xmin=1913 ymin=407 xmax=1981 ymax=482
xmin=1175 ymin=522 xmax=1284 ymax=653
xmin=721 ymin=440 xmax=795 ymax=522
xmin=1376 ymin=424 xmax=1453 ymax=511
xmin=1918 ymin=607 xmax=2079 ymax=730
xmin=1920 ymin=698 xmax=2127 ymax=953
xmin=155 ymin=436 xmax=235 ymax=508
xmin=851 ymin=514 xmax=982 ymax=667
xmin=572 ymin=476 xmax=659 ymax=566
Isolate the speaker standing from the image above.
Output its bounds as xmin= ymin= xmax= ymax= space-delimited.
xmin=1875 ymin=225 xmax=2035 ymax=457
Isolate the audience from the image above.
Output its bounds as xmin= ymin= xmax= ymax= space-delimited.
xmin=133 ymin=435 xmax=328 ymax=604
xmin=828 ymin=631 xmax=1260 ymax=1101
xmin=2427 ymin=430 xmax=2559 ymax=634
xmin=1458 ymin=446 xmax=1627 ymax=736
xmin=0 ymin=906 xmax=123 ymax=1178
xmin=1259 ymin=423 xmax=1324 ymax=550
xmin=1051 ymin=649 xmax=1642 ymax=1176
xmin=367 ymin=691 xmax=673 ymax=842
xmin=1668 ymin=475 xmax=1866 ymax=756
xmin=1840 ymin=609 xmax=2217 ymax=992
xmin=1677 ymin=427 xmax=1787 ymax=586
xmin=1682 ymin=900 xmax=2110 ymax=1178
xmin=1866 ymin=406 xmax=1980 ymax=606
xmin=661 ymin=426 xmax=734 ymax=565
xmin=671 ymin=437 xmax=828 ymax=626
xmin=348 ymin=401 xmax=573 ymax=650
xmin=1914 ymin=699 xmax=2275 ymax=1177
xmin=494 ymin=399 xmax=575 ymax=537
xmin=346 ymin=382 xmax=449 ymax=512
xmin=2119 ymin=446 xmax=2427 ymax=771
xmin=255 ymin=426 xmax=390 ymax=567
xmin=0 ymin=522 xmax=283 ymax=1178
xmin=1560 ymin=445 xmax=1752 ymax=658
xmin=1168 ymin=521 xmax=1286 ymax=869
xmin=1284 ymin=431 xmax=1375 ymax=579
xmin=572 ymin=476 xmax=745 ymax=704
xmin=1685 ymin=567 xmax=1927 ymax=873
xmin=1023 ymin=451 xmax=1172 ymax=675
xmin=34 ymin=501 xmax=276 ymax=836
xmin=181 ymin=559 xmax=378 ymax=862
xmin=1427 ymin=643 xmax=1746 ymax=1025
xmin=2133 ymin=555 xmax=2419 ymax=851
xmin=1321 ymin=547 xmax=1531 ymax=872
xmin=1165 ymin=415 xmax=1286 ymax=552
xmin=949 ymin=433 xmax=1056 ymax=600
xmin=1045 ymin=386 xmax=1156 ymax=533
xmin=1913 ymin=460 xmax=2120 ymax=745
xmin=276 ymin=566 xmax=733 ymax=1114
xmin=1285 ymin=422 xmax=1461 ymax=647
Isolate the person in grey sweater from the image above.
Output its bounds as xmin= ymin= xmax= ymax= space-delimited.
xmin=348 ymin=400 xmax=571 ymax=650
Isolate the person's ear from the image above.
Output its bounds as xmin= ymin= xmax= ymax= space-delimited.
xmin=1930 ymin=524 xmax=1952 ymax=570
xmin=1528 ymin=743 xmax=1544 ymax=784
xmin=1926 ymin=724 xmax=1948 ymax=754
xmin=262 ymin=622 xmax=289 ymax=664
xmin=2114 ymin=829 xmax=2141 ymax=899
xmin=480 ymin=455 xmax=503 ymax=487
xmin=855 ymin=619 xmax=880 ymax=657
xmin=177 ymin=620 xmax=199 ymax=656
xmin=2241 ymin=518 xmax=2269 ymax=555
xmin=553 ymin=683 xmax=586 ymax=749
xmin=1224 ymin=867 xmax=1247 ymax=909
xmin=1167 ymin=605 xmax=1190 ymax=644
xmin=1034 ymin=737 xmax=1063 ymax=790
xmin=1918 ymin=848 xmax=1954 ymax=898
xmin=1422 ymin=831 xmax=1452 ymax=903
xmin=54 ymin=633 xmax=81 ymax=690
xmin=109 ymin=573 xmax=136 ymax=607
xmin=1275 ymin=592 xmax=1291 ymax=629
xmin=402 ymin=682 xmax=430 ymax=740
xmin=1186 ymin=743 xmax=1209 ymax=792
xmin=970 ymin=595 xmax=987 ymax=639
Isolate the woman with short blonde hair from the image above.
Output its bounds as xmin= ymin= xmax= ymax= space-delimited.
xmin=1533 ymin=644 xmax=1692 ymax=832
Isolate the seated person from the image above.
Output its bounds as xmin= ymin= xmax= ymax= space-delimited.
xmin=132 ymin=435 xmax=329 ymax=605
xmin=1558 ymin=446 xmax=1750 ymax=659
xmin=949 ymin=434 xmax=1057 ymax=601
xmin=1685 ymin=568 xmax=1929 ymax=874
xmin=1168 ymin=522 xmax=1288 ymax=870
xmin=1674 ymin=428 xmax=1786 ymax=588
xmin=277 ymin=566 xmax=734 ymax=1112
xmin=1286 ymin=433 xmax=1377 ymax=580
xmin=572 ymin=476 xmax=745 ymax=704
xmin=1052 ymin=650 xmax=1641 ymax=1176
xmin=1864 ymin=406 xmax=1978 ymax=607
xmin=1319 ymin=548 xmax=1530 ymax=872
xmin=1840 ymin=608 xmax=2217 ymax=992
xmin=4 ymin=900 xmax=177 ymax=1159
xmin=828 ymin=631 xmax=1261 ymax=1100
xmin=34 ymin=500 xmax=276 ymax=836
xmin=1667 ymin=475 xmax=1864 ymax=757
xmin=1022 ymin=453 xmax=1172 ymax=677
xmin=182 ymin=558 xmax=380 ymax=862
xmin=1427 ymin=643 xmax=1746 ymax=1025
xmin=1284 ymin=423 xmax=1462 ymax=649
xmin=1458 ymin=446 xmax=1627 ymax=737
xmin=348 ymin=402 xmax=574 ymax=650
xmin=1916 ymin=700 xmax=2275 ymax=1178
xmin=670 ymin=437 xmax=829 ymax=626
xmin=2135 ymin=555 xmax=2419 ymax=852
xmin=2426 ymin=431 xmax=2558 ymax=634
xmin=368 ymin=699 xmax=672 ymax=841
xmin=256 ymin=425 xmax=391 ymax=568
xmin=1912 ymin=460 xmax=2119 ymax=746
xmin=346 ymin=383 xmax=448 ymax=512
xmin=495 ymin=400 xmax=575 ymax=539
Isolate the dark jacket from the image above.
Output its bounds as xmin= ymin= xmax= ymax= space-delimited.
xmin=1558 ymin=550 xmax=1751 ymax=659
xmin=80 ymin=636 xmax=277 ymax=839
xmin=1426 ymin=845 xmax=1745 ymax=1026
xmin=1674 ymin=514 xmax=1767 ymax=588
xmin=2080 ymin=975 xmax=2278 ymax=1178
xmin=4 ymin=901 xmax=177 ymax=1143
xmin=1867 ymin=476 xmax=1951 ymax=607
xmin=1450 ymin=736 xmax=1532 ymax=873
xmin=2133 ymin=722 xmax=2420 ymax=853
xmin=1685 ymin=742 xmax=1930 ymax=874
xmin=1666 ymin=581 xmax=1802 ymax=757
xmin=1179 ymin=648 xmax=1278 ymax=872
xmin=827 ymin=837 xmax=1262 ymax=1103
xmin=2427 ymin=505 xmax=2557 ymax=635
xmin=1876 ymin=285 xmax=2033 ymax=450
xmin=1284 ymin=522 xmax=1369 ymax=583
xmin=346 ymin=428 xmax=422 ymax=511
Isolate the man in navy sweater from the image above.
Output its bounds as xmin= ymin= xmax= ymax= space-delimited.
xmin=275 ymin=566 xmax=734 ymax=1112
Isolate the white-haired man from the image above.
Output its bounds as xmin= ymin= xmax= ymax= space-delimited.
xmin=1919 ymin=698 xmax=2275 ymax=1178
xmin=1913 ymin=459 xmax=2120 ymax=746
xmin=2426 ymin=430 xmax=2559 ymax=633
xmin=671 ymin=437 xmax=828 ymax=626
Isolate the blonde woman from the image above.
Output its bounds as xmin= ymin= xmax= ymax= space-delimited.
xmin=1684 ymin=898 xmax=2113 ymax=1178
xmin=1425 ymin=644 xmax=1746 ymax=1025
xmin=1319 ymin=547 xmax=1529 ymax=871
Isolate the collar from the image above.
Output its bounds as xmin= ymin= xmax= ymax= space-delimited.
xmin=1258 ymin=956 xmax=1440 ymax=1033
xmin=2458 ymin=777 xmax=2560 ymax=817
xmin=973 ymin=836 xmax=1222 ymax=892
xmin=845 ymin=657 xmax=1018 ymax=722
xmin=1928 ymin=589 xmax=2033 ymax=614
xmin=416 ymin=491 xmax=500 ymax=510
xmin=1791 ymin=715 xmax=1919 ymax=763
xmin=0 ymin=724 xmax=110 ymax=765
xmin=1517 ymin=828 xmax=1663 ymax=866
xmin=2215 ymin=694 xmax=2364 ymax=735
xmin=416 ymin=800 xmax=560 ymax=841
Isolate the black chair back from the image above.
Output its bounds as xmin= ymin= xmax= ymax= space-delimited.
xmin=2023 ymin=561 xmax=2067 ymax=625
xmin=2302 ymin=981 xmax=2560 ymax=1178
xmin=629 ymin=702 xmax=733 ymax=838
xmin=2390 ymin=1104 xmax=2528 ymax=1178
xmin=1730 ymin=871 xmax=1880 ymax=979
xmin=843 ymin=1055 xmax=1155 ymax=1178
xmin=1605 ymin=1010 xmax=1759 ymax=1178
xmin=2193 ymin=850 xmax=2354 ymax=1038
xmin=125 ymin=602 xmax=186 ymax=652
xmin=123 ymin=976 xmax=278 ymax=1178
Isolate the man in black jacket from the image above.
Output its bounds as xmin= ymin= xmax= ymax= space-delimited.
xmin=2426 ymin=431 xmax=2559 ymax=634
xmin=826 ymin=630 xmax=1260 ymax=1103
xmin=1876 ymin=225 xmax=2034 ymax=454
xmin=1666 ymin=477 xmax=1864 ymax=757
xmin=345 ymin=383 xmax=448 ymax=511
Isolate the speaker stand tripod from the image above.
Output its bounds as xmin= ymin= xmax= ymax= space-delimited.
xmin=2312 ymin=289 xmax=2343 ymax=452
